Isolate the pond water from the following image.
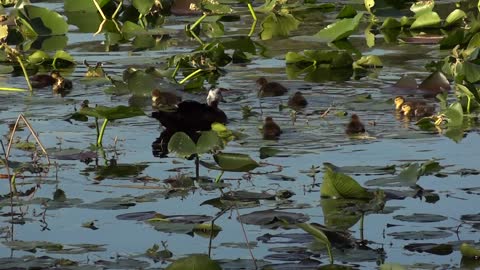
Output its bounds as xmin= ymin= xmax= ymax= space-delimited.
xmin=0 ymin=0 xmax=480 ymax=269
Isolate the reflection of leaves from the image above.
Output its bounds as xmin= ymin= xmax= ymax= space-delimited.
xmin=79 ymin=105 xmax=145 ymax=120
xmin=238 ymin=210 xmax=309 ymax=226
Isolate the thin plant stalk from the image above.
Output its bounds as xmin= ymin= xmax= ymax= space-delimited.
xmin=248 ymin=20 xmax=257 ymax=37
xmin=215 ymin=170 xmax=224 ymax=183
xmin=0 ymin=87 xmax=27 ymax=92
xmin=195 ymin=154 xmax=199 ymax=181
xmin=247 ymin=3 xmax=257 ymax=21
xmin=189 ymin=13 xmax=208 ymax=31
xmin=208 ymin=207 xmax=230 ymax=257
xmin=179 ymin=69 xmax=203 ymax=84
xmin=0 ymin=140 xmax=14 ymax=241
xmin=189 ymin=30 xmax=204 ymax=45
xmin=112 ymin=0 xmax=123 ymax=19
xmin=92 ymin=0 xmax=107 ymax=20
xmin=359 ymin=212 xmax=365 ymax=242
xmin=7 ymin=114 xmax=50 ymax=164
xmin=235 ymin=207 xmax=257 ymax=269
xmin=16 ymin=56 xmax=32 ymax=91
xmin=97 ymin=119 xmax=109 ymax=146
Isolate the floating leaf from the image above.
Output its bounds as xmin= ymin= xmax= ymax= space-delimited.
xmin=445 ymin=9 xmax=466 ymax=27
xmin=321 ymin=166 xmax=373 ymax=199
xmin=394 ymin=213 xmax=447 ymax=223
xmin=166 ymin=254 xmax=221 ymax=270
xmin=337 ymin=5 xmax=357 ymax=19
xmin=365 ymin=163 xmax=420 ymax=187
xmin=410 ymin=12 xmax=441 ymax=29
xmin=238 ymin=210 xmax=309 ymax=225
xmin=213 ymin=153 xmax=259 ymax=172
xmin=167 ymin=132 xmax=197 ymax=157
xmin=79 ymin=105 xmax=145 ymax=120
xmin=460 ymin=243 xmax=480 ymax=259
xmin=314 ymin=13 xmax=363 ymax=43
xmin=260 ymin=13 xmax=300 ymax=40
xmin=355 ymin=55 xmax=383 ymax=68
xmin=21 ymin=5 xmax=68 ymax=35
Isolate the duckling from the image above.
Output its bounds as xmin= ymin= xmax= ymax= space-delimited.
xmin=53 ymin=75 xmax=73 ymax=92
xmin=257 ymin=77 xmax=287 ymax=97
xmin=345 ymin=114 xmax=366 ymax=135
xmin=394 ymin=96 xmax=426 ymax=111
xmin=152 ymin=88 xmax=227 ymax=132
xmin=30 ymin=71 xmax=57 ymax=88
xmin=151 ymin=89 xmax=182 ymax=107
xmin=288 ymin=91 xmax=307 ymax=108
xmin=401 ymin=103 xmax=435 ymax=118
xmin=263 ymin=117 xmax=282 ymax=140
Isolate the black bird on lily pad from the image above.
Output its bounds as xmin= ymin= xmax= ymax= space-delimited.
xmin=152 ymin=88 xmax=228 ymax=133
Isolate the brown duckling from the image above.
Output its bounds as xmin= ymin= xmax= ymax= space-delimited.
xmin=30 ymin=71 xmax=58 ymax=88
xmin=263 ymin=117 xmax=282 ymax=140
xmin=152 ymin=88 xmax=227 ymax=132
xmin=53 ymin=75 xmax=73 ymax=92
xmin=151 ymin=89 xmax=182 ymax=107
xmin=394 ymin=96 xmax=426 ymax=111
xmin=288 ymin=91 xmax=307 ymax=108
xmin=345 ymin=114 xmax=366 ymax=135
xmin=401 ymin=103 xmax=435 ymax=118
xmin=257 ymin=77 xmax=287 ymax=97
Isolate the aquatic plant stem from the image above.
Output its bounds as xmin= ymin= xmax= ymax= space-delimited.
xmin=248 ymin=20 xmax=257 ymax=37
xmin=112 ymin=0 xmax=123 ymax=19
xmin=467 ymin=96 xmax=471 ymax=114
xmin=235 ymin=207 xmax=257 ymax=269
xmin=195 ymin=154 xmax=200 ymax=181
xmin=179 ymin=69 xmax=203 ymax=84
xmin=97 ymin=119 xmax=109 ymax=146
xmin=0 ymin=87 xmax=27 ymax=92
xmin=359 ymin=213 xmax=365 ymax=242
xmin=208 ymin=207 xmax=230 ymax=257
xmin=247 ymin=3 xmax=257 ymax=21
xmin=16 ymin=56 xmax=32 ymax=91
xmin=189 ymin=13 xmax=208 ymax=31
xmin=92 ymin=0 xmax=107 ymax=20
xmin=215 ymin=170 xmax=224 ymax=183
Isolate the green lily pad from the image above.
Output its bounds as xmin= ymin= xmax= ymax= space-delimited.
xmin=212 ymin=153 xmax=259 ymax=172
xmin=365 ymin=163 xmax=420 ymax=187
xmin=237 ymin=210 xmax=309 ymax=226
xmin=461 ymin=243 xmax=480 ymax=259
xmin=314 ymin=13 xmax=363 ymax=43
xmin=411 ymin=11 xmax=441 ymax=29
xmin=404 ymin=243 xmax=453 ymax=255
xmin=393 ymin=213 xmax=447 ymax=223
xmin=132 ymin=0 xmax=155 ymax=15
xmin=321 ymin=166 xmax=373 ymax=200
xmin=166 ymin=254 xmax=221 ymax=270
xmin=21 ymin=5 xmax=68 ymax=36
xmin=260 ymin=13 xmax=300 ymax=40
xmin=388 ymin=230 xmax=452 ymax=240
xmin=79 ymin=105 xmax=145 ymax=120
xmin=445 ymin=9 xmax=466 ymax=27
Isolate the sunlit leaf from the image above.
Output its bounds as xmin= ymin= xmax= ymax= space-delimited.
xmin=196 ymin=130 xmax=223 ymax=154
xmin=213 ymin=153 xmax=259 ymax=172
xmin=260 ymin=13 xmax=300 ymax=40
xmin=445 ymin=9 xmax=466 ymax=27
xmin=21 ymin=5 xmax=68 ymax=35
xmin=410 ymin=11 xmax=441 ymax=29
xmin=410 ymin=1 xmax=434 ymax=18
xmin=314 ymin=13 xmax=363 ymax=43
xmin=132 ymin=0 xmax=155 ymax=15
xmin=460 ymin=243 xmax=480 ymax=259
xmin=79 ymin=105 xmax=145 ymax=120
xmin=337 ymin=5 xmax=357 ymax=19
xmin=167 ymin=132 xmax=197 ymax=157
xmin=166 ymin=254 xmax=221 ymax=270
xmin=321 ymin=166 xmax=373 ymax=199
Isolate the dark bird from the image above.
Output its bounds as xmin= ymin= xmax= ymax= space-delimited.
xmin=263 ymin=117 xmax=282 ymax=140
xmin=288 ymin=91 xmax=307 ymax=108
xmin=53 ymin=75 xmax=73 ymax=93
xmin=152 ymin=88 xmax=227 ymax=132
xmin=256 ymin=77 xmax=287 ymax=97
xmin=345 ymin=114 xmax=366 ymax=135
xmin=151 ymin=89 xmax=182 ymax=107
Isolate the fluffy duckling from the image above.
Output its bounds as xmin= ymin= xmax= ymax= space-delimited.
xmin=257 ymin=77 xmax=287 ymax=97
xmin=30 ymin=71 xmax=58 ymax=88
xmin=345 ymin=114 xmax=366 ymax=135
xmin=263 ymin=117 xmax=282 ymax=140
xmin=53 ymin=75 xmax=72 ymax=92
xmin=151 ymin=89 xmax=182 ymax=107
xmin=394 ymin=96 xmax=426 ymax=111
xmin=152 ymin=88 xmax=227 ymax=132
xmin=401 ymin=104 xmax=435 ymax=118
xmin=288 ymin=91 xmax=307 ymax=108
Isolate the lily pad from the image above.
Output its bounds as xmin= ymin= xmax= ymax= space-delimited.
xmin=237 ymin=210 xmax=309 ymax=226
xmin=388 ymin=230 xmax=452 ymax=240
xmin=321 ymin=166 xmax=373 ymax=199
xmin=314 ymin=13 xmax=363 ymax=43
xmin=20 ymin=5 xmax=68 ymax=36
xmin=79 ymin=105 xmax=145 ymax=120
xmin=393 ymin=213 xmax=447 ymax=223
xmin=166 ymin=254 xmax=221 ymax=270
